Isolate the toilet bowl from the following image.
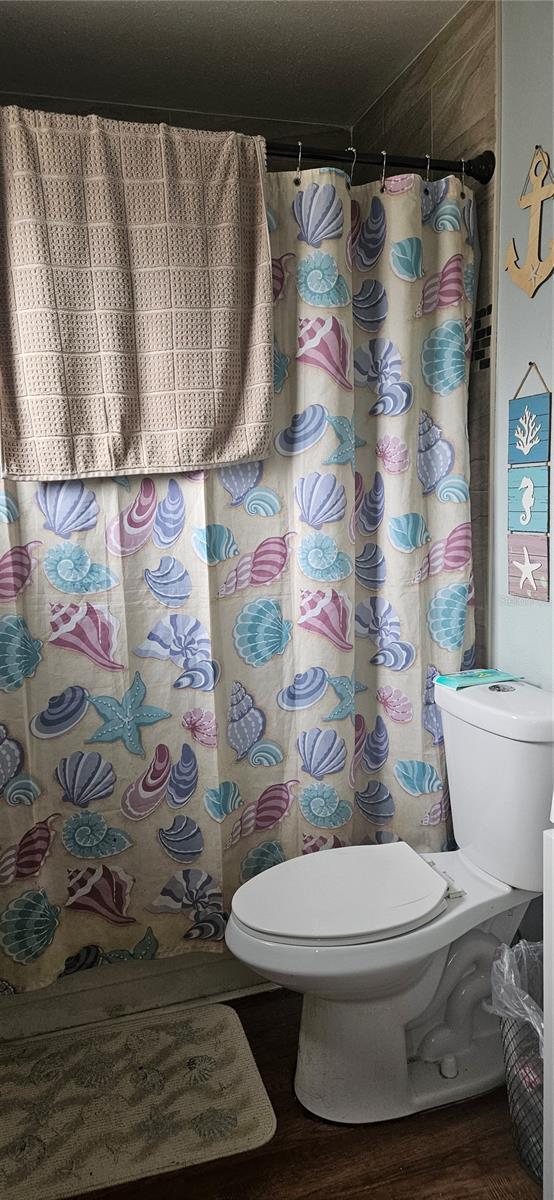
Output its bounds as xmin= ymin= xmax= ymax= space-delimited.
xmin=226 ymin=680 xmax=554 ymax=1123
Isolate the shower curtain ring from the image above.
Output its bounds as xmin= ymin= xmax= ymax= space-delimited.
xmin=347 ymin=145 xmax=357 ymax=186
xmin=294 ymin=141 xmax=302 ymax=186
xmin=460 ymin=157 xmax=466 ymax=199
xmin=380 ymin=149 xmax=387 ymax=193
xmin=424 ymin=153 xmax=431 ymax=195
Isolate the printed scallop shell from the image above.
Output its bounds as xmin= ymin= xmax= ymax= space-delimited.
xmin=55 ymin=750 xmax=116 ymax=808
xmin=298 ymin=588 xmax=353 ymax=652
xmin=219 ymin=461 xmax=262 ymax=506
xmin=43 ymin=543 xmax=118 ymax=595
xmin=167 ymin=743 xmax=198 ymax=808
xmin=182 ymin=708 xmax=218 ymax=748
xmin=120 ymin=744 xmax=171 ymax=819
xmin=390 ymin=237 xmax=424 ymax=282
xmin=417 ymin=411 xmax=455 ymax=495
xmin=0 ymin=889 xmax=60 ymax=963
xmin=227 ymin=680 xmax=266 ymax=760
xmin=393 ymin=759 xmax=443 ymax=796
xmin=144 ymin=557 xmax=192 ymax=607
xmin=426 ymin=582 xmax=469 ymax=651
xmin=388 ymin=512 xmax=431 ymax=553
xmin=362 ymin=716 xmax=389 ymax=772
xmin=355 ymin=543 xmax=386 ymax=589
xmin=240 ymin=841 xmax=286 ymax=882
xmin=377 ymin=686 xmax=413 ymax=724
xmin=356 ymin=197 xmax=387 ymax=270
xmin=297 ymin=532 xmax=352 ymax=583
xmin=192 ymin=525 xmax=239 ymax=565
xmin=204 ymin=781 xmax=242 ymax=822
xmin=376 ymin=434 xmax=410 ymax=475
xmin=299 ymin=782 xmax=352 ymax=829
xmin=0 ymin=542 xmax=41 ymax=601
xmin=48 ymin=601 xmax=124 ymax=671
xmin=153 ymin=479 xmax=185 ymax=549
xmin=295 ymin=472 xmax=346 ymax=529
xmin=292 ymin=182 xmax=344 ymax=246
xmin=355 ymin=781 xmax=395 ymax=824
xmin=232 ymin=598 xmax=292 ymax=668
xmin=274 ymin=403 xmax=328 ymax=457
xmin=0 ymin=614 xmax=43 ymax=692
xmin=277 ymin=667 xmax=328 ymax=711
xmin=105 ymin=478 xmax=157 ymax=556
xmin=36 ymin=480 xmax=99 ymax=539
xmin=30 ymin=686 xmax=89 ymax=738
xmin=65 ymin=863 xmax=135 ymax=925
xmin=352 ymin=280 xmax=388 ymax=332
xmin=62 ymin=812 xmax=131 ymax=859
xmin=298 ymin=727 xmax=346 ymax=780
xmin=158 ymin=816 xmax=204 ymax=863
xmin=421 ymin=319 xmax=467 ymax=396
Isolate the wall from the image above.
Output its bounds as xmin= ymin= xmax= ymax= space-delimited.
xmin=352 ymin=0 xmax=498 ymax=664
xmin=491 ymin=0 xmax=554 ymax=690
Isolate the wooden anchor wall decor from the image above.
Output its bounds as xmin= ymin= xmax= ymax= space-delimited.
xmin=505 ymin=146 xmax=554 ymax=298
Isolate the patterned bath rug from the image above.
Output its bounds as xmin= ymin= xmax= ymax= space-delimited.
xmin=0 ymin=1003 xmax=276 ymax=1197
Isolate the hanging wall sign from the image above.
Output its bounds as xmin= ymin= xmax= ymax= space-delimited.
xmin=506 ymin=362 xmax=551 ymax=601
xmin=505 ymin=147 xmax=554 ymax=298
xmin=508 ymin=532 xmax=549 ymax=601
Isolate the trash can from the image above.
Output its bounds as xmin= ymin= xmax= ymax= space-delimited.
xmin=489 ymin=940 xmax=544 ymax=1185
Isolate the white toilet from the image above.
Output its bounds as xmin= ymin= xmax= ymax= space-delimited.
xmin=226 ymin=680 xmax=554 ymax=1123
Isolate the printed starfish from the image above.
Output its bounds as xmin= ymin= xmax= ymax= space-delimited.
xmin=324 ymin=414 xmax=366 ymax=471
xmin=86 ymin=671 xmax=170 ymax=756
xmin=512 ymin=544 xmax=542 ymax=591
xmin=324 ymin=673 xmax=367 ymax=722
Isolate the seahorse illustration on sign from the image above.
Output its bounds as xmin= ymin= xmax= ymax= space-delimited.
xmin=519 ymin=475 xmax=535 ymax=526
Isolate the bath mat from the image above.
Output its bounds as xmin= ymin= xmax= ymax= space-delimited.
xmin=0 ymin=1003 xmax=276 ymax=1197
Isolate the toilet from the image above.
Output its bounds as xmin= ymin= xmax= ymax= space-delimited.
xmin=225 ymin=681 xmax=554 ymax=1123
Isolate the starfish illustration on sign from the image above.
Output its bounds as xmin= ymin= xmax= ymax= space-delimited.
xmin=324 ymin=673 xmax=367 ymax=722
xmin=86 ymin=671 xmax=171 ymax=756
xmin=512 ymin=544 xmax=542 ymax=591
xmin=324 ymin=414 xmax=366 ymax=471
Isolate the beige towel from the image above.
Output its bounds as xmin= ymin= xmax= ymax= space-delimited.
xmin=0 ymin=106 xmax=273 ymax=479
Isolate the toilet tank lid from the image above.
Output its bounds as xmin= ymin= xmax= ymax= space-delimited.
xmin=435 ymin=680 xmax=553 ymax=742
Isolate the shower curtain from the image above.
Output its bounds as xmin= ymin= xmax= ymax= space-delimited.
xmin=0 ymin=167 xmax=476 ymax=993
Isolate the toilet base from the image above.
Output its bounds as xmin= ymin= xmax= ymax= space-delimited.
xmin=294 ymin=991 xmax=506 ymax=1124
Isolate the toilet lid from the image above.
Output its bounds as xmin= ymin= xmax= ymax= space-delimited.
xmin=231 ymin=843 xmax=449 ymax=945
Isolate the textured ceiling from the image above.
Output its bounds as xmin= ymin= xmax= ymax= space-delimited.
xmin=0 ymin=0 xmax=466 ymax=128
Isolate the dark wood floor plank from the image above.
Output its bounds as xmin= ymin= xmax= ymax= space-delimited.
xmin=71 ymin=989 xmax=541 ymax=1200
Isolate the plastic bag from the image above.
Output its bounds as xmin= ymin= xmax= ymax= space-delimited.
xmin=488 ymin=939 xmax=544 ymax=1057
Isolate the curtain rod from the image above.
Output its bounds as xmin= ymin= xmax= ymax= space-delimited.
xmin=0 ymin=92 xmax=495 ymax=185
xmin=267 ymin=143 xmax=496 ymax=185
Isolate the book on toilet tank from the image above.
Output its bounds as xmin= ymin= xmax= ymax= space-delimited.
xmin=435 ymin=669 xmax=523 ymax=690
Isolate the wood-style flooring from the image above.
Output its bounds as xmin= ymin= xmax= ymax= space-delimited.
xmin=75 ymin=989 xmax=541 ymax=1200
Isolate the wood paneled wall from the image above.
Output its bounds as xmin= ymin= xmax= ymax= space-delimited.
xmin=353 ymin=0 xmax=498 ymax=663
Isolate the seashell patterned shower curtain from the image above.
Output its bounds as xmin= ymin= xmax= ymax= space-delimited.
xmin=0 ymin=168 xmax=476 ymax=992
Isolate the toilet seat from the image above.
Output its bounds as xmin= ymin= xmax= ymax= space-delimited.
xmin=231 ymin=842 xmax=449 ymax=946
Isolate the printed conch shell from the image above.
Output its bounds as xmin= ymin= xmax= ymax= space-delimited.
xmin=298 ymin=588 xmax=353 ymax=652
xmin=217 ymin=533 xmax=295 ymax=597
xmin=0 ymin=543 xmax=41 ymax=601
xmin=226 ymin=781 xmax=298 ymax=848
xmin=227 ymin=680 xmax=266 ymax=760
xmin=296 ymin=315 xmax=353 ymax=391
xmin=105 ymin=479 xmax=157 ymax=556
xmin=412 ymin=523 xmax=472 ymax=583
xmin=415 ymin=254 xmax=464 ymax=317
xmin=48 ymin=601 xmax=124 ymax=671
xmin=120 ymin=744 xmax=171 ymax=819
xmin=65 ymin=863 xmax=136 ymax=924
xmin=0 ymin=815 xmax=58 ymax=885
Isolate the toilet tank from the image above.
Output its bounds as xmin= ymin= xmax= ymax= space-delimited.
xmin=435 ymin=680 xmax=554 ymax=891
